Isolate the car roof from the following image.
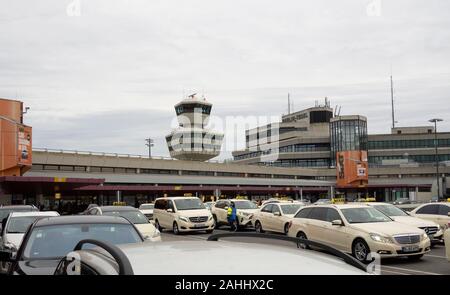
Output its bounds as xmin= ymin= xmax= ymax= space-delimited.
xmin=98 ymin=206 xmax=138 ymax=212
xmin=314 ymin=204 xmax=371 ymax=209
xmin=155 ymin=197 xmax=199 ymax=201
xmin=9 ymin=211 xmax=60 ymax=218
xmin=33 ymin=215 xmax=132 ymax=227
xmin=84 ymin=240 xmax=367 ymax=275
xmin=0 ymin=205 xmax=36 ymax=210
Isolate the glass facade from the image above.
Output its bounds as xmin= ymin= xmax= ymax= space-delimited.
xmin=368 ymin=138 xmax=450 ymax=150
xmin=233 ymin=143 xmax=330 ymax=161
xmin=330 ymin=117 xmax=368 ymax=166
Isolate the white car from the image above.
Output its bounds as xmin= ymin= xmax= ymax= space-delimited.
xmin=410 ymin=202 xmax=450 ymax=234
xmin=153 ymin=197 xmax=214 ymax=234
xmin=362 ymin=202 xmax=444 ymax=242
xmin=288 ymin=204 xmax=431 ymax=263
xmin=53 ymin=234 xmax=370 ymax=275
xmin=138 ymin=203 xmax=154 ymax=220
xmin=253 ymin=202 xmax=305 ymax=234
xmin=0 ymin=211 xmax=59 ymax=274
xmin=211 ymin=199 xmax=259 ymax=229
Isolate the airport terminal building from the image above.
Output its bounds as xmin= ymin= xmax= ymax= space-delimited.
xmin=1 ymin=97 xmax=449 ymax=213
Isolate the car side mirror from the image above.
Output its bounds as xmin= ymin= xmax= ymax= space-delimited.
xmin=331 ymin=220 xmax=343 ymax=226
xmin=0 ymin=250 xmax=15 ymax=262
xmin=167 ymin=208 xmax=174 ymax=213
xmin=448 ymin=212 xmax=450 ymax=217
xmin=224 ymin=206 xmax=229 ymax=210
xmin=274 ymin=212 xmax=281 ymax=217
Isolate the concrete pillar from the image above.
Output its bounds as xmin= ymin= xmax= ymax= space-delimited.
xmin=300 ymin=188 xmax=303 ymax=202
xmin=116 ymin=190 xmax=121 ymax=203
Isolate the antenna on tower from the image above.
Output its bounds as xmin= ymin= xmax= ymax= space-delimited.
xmin=287 ymin=93 xmax=291 ymax=115
xmin=390 ymin=71 xmax=396 ymax=129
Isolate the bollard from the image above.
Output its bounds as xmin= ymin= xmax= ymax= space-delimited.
xmin=445 ymin=229 xmax=450 ymax=262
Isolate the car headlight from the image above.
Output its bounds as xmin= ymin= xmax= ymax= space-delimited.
xmin=240 ymin=212 xmax=251 ymax=217
xmin=421 ymin=233 xmax=428 ymax=241
xmin=178 ymin=216 xmax=189 ymax=222
xmin=4 ymin=242 xmax=17 ymax=251
xmin=369 ymin=233 xmax=393 ymax=244
xmin=208 ymin=215 xmax=213 ymax=221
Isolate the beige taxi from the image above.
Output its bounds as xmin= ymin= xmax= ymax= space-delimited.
xmin=359 ymin=202 xmax=444 ymax=243
xmin=410 ymin=202 xmax=450 ymax=234
xmin=288 ymin=204 xmax=431 ymax=263
xmin=253 ymin=202 xmax=305 ymax=234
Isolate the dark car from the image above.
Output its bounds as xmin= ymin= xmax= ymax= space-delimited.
xmin=0 ymin=215 xmax=145 ymax=275
xmin=0 ymin=205 xmax=38 ymax=232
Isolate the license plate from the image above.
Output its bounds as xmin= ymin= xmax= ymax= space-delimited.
xmin=194 ymin=223 xmax=206 ymax=228
xmin=402 ymin=245 xmax=419 ymax=253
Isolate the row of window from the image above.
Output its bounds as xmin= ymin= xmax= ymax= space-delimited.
xmin=168 ymin=143 xmax=222 ymax=152
xmin=30 ymin=164 xmax=297 ymax=179
xmin=369 ymin=154 xmax=450 ymax=164
xmin=268 ymin=159 xmax=330 ymax=168
xmin=234 ymin=143 xmax=330 ymax=161
xmin=368 ymin=138 xmax=450 ymax=150
xmin=175 ymin=104 xmax=212 ymax=116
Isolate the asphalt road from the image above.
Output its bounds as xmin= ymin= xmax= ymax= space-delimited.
xmin=160 ymin=228 xmax=450 ymax=275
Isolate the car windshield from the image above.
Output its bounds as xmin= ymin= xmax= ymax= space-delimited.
xmin=373 ymin=204 xmax=408 ymax=217
xmin=174 ymin=199 xmax=205 ymax=210
xmin=103 ymin=211 xmax=149 ymax=224
xmin=233 ymin=201 xmax=258 ymax=210
xmin=341 ymin=207 xmax=392 ymax=224
xmin=280 ymin=204 xmax=303 ymax=215
xmin=23 ymin=223 xmax=142 ymax=259
xmin=0 ymin=208 xmax=36 ymax=221
xmin=139 ymin=204 xmax=154 ymax=210
xmin=6 ymin=216 xmax=44 ymax=234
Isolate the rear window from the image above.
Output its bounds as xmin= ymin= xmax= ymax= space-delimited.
xmin=416 ymin=204 xmax=440 ymax=215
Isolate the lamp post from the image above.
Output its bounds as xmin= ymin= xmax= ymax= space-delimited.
xmin=145 ymin=138 xmax=154 ymax=158
xmin=429 ymin=118 xmax=443 ymax=200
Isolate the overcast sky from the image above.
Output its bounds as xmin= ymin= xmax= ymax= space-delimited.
xmin=1 ymin=0 xmax=449 ymax=160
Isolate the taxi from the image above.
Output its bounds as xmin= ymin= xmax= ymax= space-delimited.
xmin=288 ymin=204 xmax=431 ymax=263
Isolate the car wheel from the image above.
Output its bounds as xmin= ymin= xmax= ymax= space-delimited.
xmin=173 ymin=222 xmax=180 ymax=235
xmin=296 ymin=232 xmax=310 ymax=249
xmin=255 ymin=221 xmax=264 ymax=233
xmin=155 ymin=219 xmax=162 ymax=232
xmin=407 ymin=254 xmax=424 ymax=261
xmin=352 ymin=239 xmax=371 ymax=263
xmin=284 ymin=223 xmax=290 ymax=235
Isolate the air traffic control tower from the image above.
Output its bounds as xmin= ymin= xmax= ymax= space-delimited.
xmin=166 ymin=94 xmax=224 ymax=161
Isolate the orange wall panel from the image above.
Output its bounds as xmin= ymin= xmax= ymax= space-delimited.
xmin=336 ymin=150 xmax=369 ymax=188
xmin=0 ymin=98 xmax=23 ymax=122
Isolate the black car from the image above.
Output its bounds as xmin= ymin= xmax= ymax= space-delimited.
xmin=0 ymin=215 xmax=145 ymax=275
xmin=0 ymin=205 xmax=38 ymax=232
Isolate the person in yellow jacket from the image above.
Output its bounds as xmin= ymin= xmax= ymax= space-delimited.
xmin=227 ymin=203 xmax=237 ymax=231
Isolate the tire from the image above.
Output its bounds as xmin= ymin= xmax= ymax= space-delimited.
xmin=154 ymin=219 xmax=162 ymax=232
xmin=352 ymin=239 xmax=371 ymax=263
xmin=173 ymin=222 xmax=180 ymax=235
xmin=407 ymin=254 xmax=424 ymax=261
xmin=284 ymin=223 xmax=290 ymax=235
xmin=296 ymin=232 xmax=310 ymax=250
xmin=206 ymin=229 xmax=214 ymax=234
xmin=255 ymin=221 xmax=264 ymax=233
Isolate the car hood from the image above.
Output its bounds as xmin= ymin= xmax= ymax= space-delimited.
xmin=350 ymin=221 xmax=425 ymax=236
xmin=116 ymin=241 xmax=368 ymax=275
xmin=237 ymin=209 xmax=259 ymax=214
xmin=140 ymin=209 xmax=153 ymax=214
xmin=390 ymin=216 xmax=439 ymax=228
xmin=4 ymin=233 xmax=25 ymax=249
xmin=134 ymin=223 xmax=157 ymax=237
xmin=16 ymin=259 xmax=60 ymax=275
xmin=177 ymin=209 xmax=211 ymax=217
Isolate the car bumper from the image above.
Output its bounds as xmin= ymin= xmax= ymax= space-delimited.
xmin=178 ymin=219 xmax=215 ymax=232
xmin=237 ymin=216 xmax=253 ymax=227
xmin=367 ymin=239 xmax=431 ymax=258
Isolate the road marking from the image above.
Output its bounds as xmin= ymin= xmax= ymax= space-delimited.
xmin=425 ymin=254 xmax=447 ymax=259
xmin=381 ymin=269 xmax=410 ymax=275
xmin=382 ymin=265 xmax=442 ymax=275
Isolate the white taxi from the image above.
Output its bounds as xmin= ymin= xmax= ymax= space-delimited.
xmin=253 ymin=202 xmax=305 ymax=234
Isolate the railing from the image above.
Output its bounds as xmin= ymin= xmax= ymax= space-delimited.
xmin=32 ymin=148 xmax=226 ymax=164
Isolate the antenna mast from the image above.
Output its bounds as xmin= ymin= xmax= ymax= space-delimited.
xmin=390 ymin=74 xmax=395 ymax=129
xmin=288 ymin=93 xmax=291 ymax=114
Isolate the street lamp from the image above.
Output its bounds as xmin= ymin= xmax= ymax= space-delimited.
xmin=145 ymin=138 xmax=154 ymax=158
xmin=429 ymin=118 xmax=443 ymax=200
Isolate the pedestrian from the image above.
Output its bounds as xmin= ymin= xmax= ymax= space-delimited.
xmin=227 ymin=202 xmax=237 ymax=232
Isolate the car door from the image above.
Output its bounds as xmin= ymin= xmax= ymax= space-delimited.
xmin=413 ymin=204 xmax=440 ymax=224
xmin=258 ymin=204 xmax=273 ymax=230
xmin=322 ymin=208 xmax=348 ymax=252
xmin=218 ymin=201 xmax=230 ymax=224
xmin=437 ymin=205 xmax=450 ymax=228
xmin=271 ymin=205 xmax=284 ymax=233
xmin=306 ymin=207 xmax=329 ymax=243
xmin=164 ymin=200 xmax=176 ymax=228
